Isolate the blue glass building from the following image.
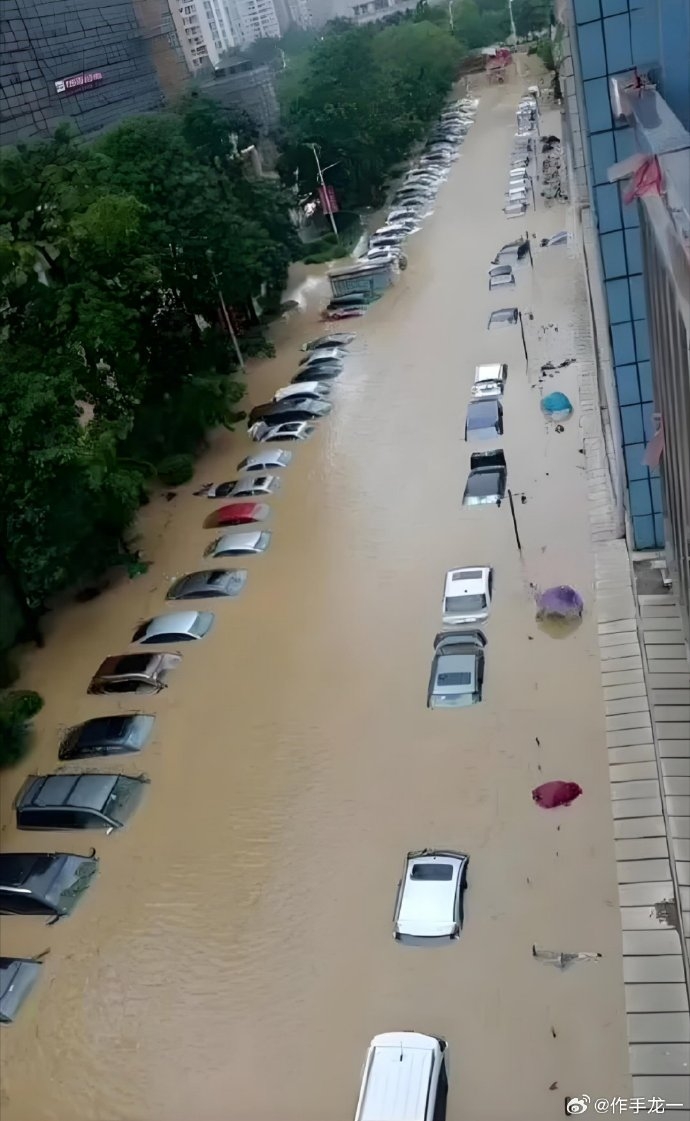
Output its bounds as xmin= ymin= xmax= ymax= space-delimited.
xmin=560 ymin=0 xmax=690 ymax=643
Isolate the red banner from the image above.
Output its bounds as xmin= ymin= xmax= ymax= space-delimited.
xmin=318 ymin=185 xmax=339 ymax=215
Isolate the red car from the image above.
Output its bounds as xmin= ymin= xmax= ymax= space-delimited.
xmin=321 ymin=305 xmax=367 ymax=321
xmin=203 ymin=502 xmax=269 ymax=529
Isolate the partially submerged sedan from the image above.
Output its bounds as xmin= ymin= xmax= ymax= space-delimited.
xmin=462 ymin=450 xmax=507 ymax=506
xmin=205 ymin=529 xmax=271 ymax=557
xmin=0 ymin=851 xmax=99 ymax=922
xmin=427 ymin=630 xmax=486 ymax=708
xmin=298 ymin=347 xmax=344 ymax=368
xmin=238 ymin=449 xmax=293 ymax=471
xmin=465 ymin=399 xmax=503 ymax=441
xmin=292 ymin=363 xmax=342 ymax=383
xmin=88 ymin=652 xmax=180 ymax=694
xmin=59 ymin=714 xmax=155 ymax=759
xmin=249 ymin=400 xmax=332 ymax=426
xmin=273 ymin=382 xmax=330 ymax=403
xmin=194 ymin=475 xmax=279 ymax=499
xmin=488 ymin=265 xmax=515 ymax=290
xmin=301 ymin=333 xmax=355 ymax=351
xmin=393 ymin=849 xmax=469 ymax=943
xmin=131 ymin=610 xmax=214 ymax=644
xmin=203 ymin=502 xmax=269 ymax=529
xmin=472 ymin=363 xmax=507 ymax=399
xmin=167 ymin=569 xmax=247 ymax=600
xmin=248 ymin=421 xmax=315 ymax=442
xmin=14 ymin=773 xmax=149 ymax=833
xmin=442 ymin=567 xmax=493 ymax=626
xmin=0 ymin=957 xmax=42 ymax=1024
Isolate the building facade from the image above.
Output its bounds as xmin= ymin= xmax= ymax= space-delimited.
xmin=560 ymin=0 xmax=690 ymax=644
xmin=199 ymin=58 xmax=279 ymax=131
xmin=0 ymin=0 xmax=188 ymax=144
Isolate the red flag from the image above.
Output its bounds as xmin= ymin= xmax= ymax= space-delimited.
xmin=318 ymin=184 xmax=339 ymax=215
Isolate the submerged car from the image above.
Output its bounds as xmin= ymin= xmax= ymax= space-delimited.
xmin=205 ymin=529 xmax=270 ymax=557
xmin=298 ymin=347 xmax=344 ymax=368
xmin=504 ymin=201 xmax=527 ymax=218
xmin=392 ymin=849 xmax=469 ymax=941
xmin=132 ymin=610 xmax=214 ymax=644
xmin=0 ymin=957 xmax=42 ymax=1024
xmin=427 ymin=630 xmax=486 ymax=708
xmin=88 ymin=653 xmax=180 ymax=695
xmin=14 ymin=773 xmax=149 ymax=833
xmin=465 ymin=399 xmax=503 ymax=441
xmin=0 ymin=851 xmax=99 ymax=922
xmin=273 ymin=382 xmax=330 ymax=403
xmin=488 ymin=265 xmax=515 ymax=290
xmin=203 ymin=502 xmax=269 ymax=528
xmin=488 ymin=307 xmax=519 ymax=330
xmin=442 ymin=567 xmax=493 ymax=626
xmin=462 ymin=450 xmax=507 ymax=506
xmin=292 ymin=361 xmax=342 ymax=382
xmin=238 ymin=450 xmax=292 ymax=471
xmin=194 ymin=476 xmax=279 ymax=499
xmin=473 ymin=363 xmax=507 ymax=393
xmin=167 ymin=569 xmax=247 ymax=600
xmin=59 ymin=714 xmax=155 ymax=759
xmin=249 ymin=400 xmax=332 ymax=426
xmin=301 ymin=333 xmax=355 ymax=351
xmin=322 ymin=304 xmax=367 ymax=320
xmin=248 ymin=421 xmax=315 ymax=442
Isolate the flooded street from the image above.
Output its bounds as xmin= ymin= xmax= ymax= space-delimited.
xmin=0 ymin=69 xmax=632 ymax=1120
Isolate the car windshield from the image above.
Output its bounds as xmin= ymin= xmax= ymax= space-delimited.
xmin=465 ymin=470 xmax=503 ymax=498
xmin=467 ymin=404 xmax=498 ymax=429
xmin=411 ymin=863 xmax=453 ymax=881
xmin=445 ymin=594 xmax=487 ymax=613
xmin=102 ymin=777 xmax=145 ymax=826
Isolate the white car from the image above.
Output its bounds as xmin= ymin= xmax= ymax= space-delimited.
xmin=442 ymin=566 xmax=493 ymax=625
xmin=205 ymin=530 xmax=271 ymax=557
xmin=237 ymin=450 xmax=292 ymax=471
xmin=355 ymin=1032 xmax=448 ymax=1121
xmin=248 ymin=420 xmax=315 ymax=442
xmin=273 ymin=382 xmax=330 ymax=403
xmin=195 ymin=475 xmax=280 ymax=499
xmin=392 ymin=849 xmax=469 ymax=942
xmin=132 ymin=610 xmax=214 ymax=643
xmin=472 ymin=363 xmax=507 ymax=398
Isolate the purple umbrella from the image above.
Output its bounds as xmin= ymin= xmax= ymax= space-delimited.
xmin=535 ymin=585 xmax=584 ymax=620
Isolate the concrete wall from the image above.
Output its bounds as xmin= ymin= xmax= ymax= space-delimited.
xmin=1 ymin=0 xmax=167 ymax=144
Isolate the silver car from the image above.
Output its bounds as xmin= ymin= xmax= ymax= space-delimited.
xmin=132 ymin=610 xmax=215 ymax=643
xmin=206 ymin=530 xmax=271 ymax=557
xmin=427 ymin=631 xmax=486 ymax=708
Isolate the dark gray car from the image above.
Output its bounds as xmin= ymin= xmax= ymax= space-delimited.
xmin=0 ymin=957 xmax=42 ymax=1023
xmin=462 ymin=450 xmax=507 ymax=506
xmin=15 ymin=773 xmax=149 ymax=833
xmin=0 ymin=852 xmax=99 ymax=922
xmin=465 ymin=400 xmax=504 ymax=441
xmin=59 ymin=715 xmax=155 ymax=760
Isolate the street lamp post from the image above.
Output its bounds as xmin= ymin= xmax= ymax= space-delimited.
xmin=207 ymin=254 xmax=246 ymax=374
xmin=308 ymin=143 xmax=339 ymax=241
xmin=507 ymin=0 xmax=517 ymax=43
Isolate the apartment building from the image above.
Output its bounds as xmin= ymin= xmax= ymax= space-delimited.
xmin=559 ymin=0 xmax=690 ymax=645
xmin=174 ymin=0 xmax=237 ymax=69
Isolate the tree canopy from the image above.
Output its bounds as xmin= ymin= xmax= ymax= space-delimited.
xmin=0 ymin=97 xmax=298 ymax=640
xmin=277 ymin=20 xmax=463 ymax=207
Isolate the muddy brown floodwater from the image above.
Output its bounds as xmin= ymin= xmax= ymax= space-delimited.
xmin=0 ymin=67 xmax=632 ymax=1121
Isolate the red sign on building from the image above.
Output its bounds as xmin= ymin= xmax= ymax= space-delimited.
xmin=318 ymin=185 xmax=339 ymax=215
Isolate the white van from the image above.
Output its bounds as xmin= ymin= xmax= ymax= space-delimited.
xmin=354 ymin=1031 xmax=448 ymax=1121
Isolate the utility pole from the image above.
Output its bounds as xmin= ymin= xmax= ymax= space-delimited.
xmin=448 ymin=0 xmax=454 ymax=33
xmin=207 ymin=255 xmax=246 ymax=373
xmin=308 ymin=143 xmax=339 ymax=241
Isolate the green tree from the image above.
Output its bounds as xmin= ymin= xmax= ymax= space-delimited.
xmin=451 ymin=0 xmax=510 ymax=48
xmin=278 ymin=21 xmax=462 ymax=207
xmin=513 ymin=0 xmax=551 ymax=35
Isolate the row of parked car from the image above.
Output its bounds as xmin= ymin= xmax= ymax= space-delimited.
xmin=504 ymin=91 xmax=539 ymax=219
xmin=353 ymin=95 xmax=535 ymax=1121
xmin=0 ymin=331 xmax=358 ymax=1024
xmin=360 ymin=97 xmax=479 ymax=271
